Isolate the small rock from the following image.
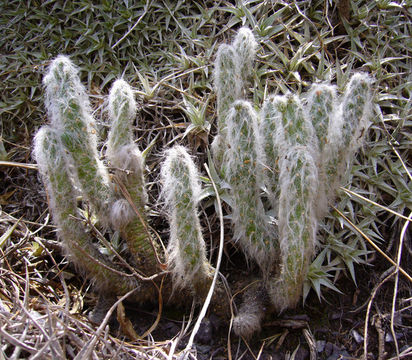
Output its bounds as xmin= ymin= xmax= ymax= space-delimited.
xmin=326 ymin=345 xmax=350 ymax=360
xmin=194 ymin=318 xmax=213 ymax=344
xmin=385 ymin=331 xmax=402 ymax=343
xmin=351 ymin=329 xmax=364 ymax=343
xmin=324 ymin=342 xmax=337 ymax=357
xmin=316 ymin=340 xmax=326 ymax=353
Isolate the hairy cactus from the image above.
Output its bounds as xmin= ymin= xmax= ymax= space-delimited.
xmin=42 ymin=56 xmax=113 ymax=224
xmin=223 ymin=100 xmax=276 ymax=272
xmin=107 ymin=79 xmax=160 ymax=274
xmin=34 ymin=36 xmax=373 ymax=340
xmin=211 ymin=28 xmax=372 ymax=337
xmin=211 ymin=27 xmax=257 ymax=167
xmin=161 ymin=145 xmax=214 ymax=298
xmin=33 ymin=126 xmax=138 ymax=296
xmin=34 ymin=56 xmax=219 ymax=311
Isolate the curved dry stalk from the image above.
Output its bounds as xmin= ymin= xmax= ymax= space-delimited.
xmin=390 ymin=211 xmax=412 ymax=358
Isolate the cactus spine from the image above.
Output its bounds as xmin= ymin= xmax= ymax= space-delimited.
xmin=161 ymin=146 xmax=213 ymax=297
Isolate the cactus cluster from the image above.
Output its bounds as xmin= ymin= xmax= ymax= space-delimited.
xmin=34 ymin=27 xmax=372 ymax=340
xmin=34 ymin=56 xmax=217 ymax=310
xmin=212 ymin=28 xmax=372 ymax=337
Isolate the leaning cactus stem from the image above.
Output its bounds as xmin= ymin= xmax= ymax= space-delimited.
xmin=320 ymin=73 xmax=372 ymax=211
xmin=107 ymin=79 xmax=160 ymax=274
xmin=161 ymin=145 xmax=214 ymax=297
xmin=33 ymin=126 xmax=138 ymax=295
xmin=212 ymin=28 xmax=257 ymax=169
xmin=43 ymin=55 xmax=112 ymax=223
xmin=232 ymin=27 xmax=257 ymax=90
xmin=270 ymin=147 xmax=318 ymax=311
xmin=307 ymin=84 xmax=337 ymax=153
xmin=224 ymin=100 xmax=276 ymax=272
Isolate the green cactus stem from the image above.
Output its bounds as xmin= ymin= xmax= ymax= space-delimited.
xmin=212 ymin=28 xmax=257 ymax=169
xmin=276 ymin=94 xmax=315 ymax=150
xmin=224 ymin=100 xmax=276 ymax=272
xmin=320 ymin=73 xmax=372 ymax=211
xmin=307 ymin=84 xmax=337 ymax=153
xmin=270 ymin=146 xmax=318 ymax=311
xmin=33 ymin=126 xmax=138 ymax=296
xmin=232 ymin=27 xmax=257 ymax=89
xmin=161 ymin=145 xmax=214 ymax=298
xmin=43 ymin=55 xmax=112 ymax=223
xmin=260 ymin=96 xmax=283 ymax=211
xmin=107 ymin=79 xmax=160 ymax=274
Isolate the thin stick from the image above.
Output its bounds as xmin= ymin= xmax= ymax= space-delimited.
xmin=111 ymin=2 xmax=151 ymax=49
xmin=333 ymin=207 xmax=412 ymax=283
xmin=363 ymin=269 xmax=395 ymax=360
xmin=182 ymin=163 xmax=225 ymax=357
xmin=74 ymin=288 xmax=138 ymax=360
xmin=390 ymin=211 xmax=412 ymax=357
xmin=340 ymin=187 xmax=411 ymax=222
xmin=0 ymin=160 xmax=38 ymax=170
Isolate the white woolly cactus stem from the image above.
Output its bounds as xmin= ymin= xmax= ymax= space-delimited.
xmin=307 ymin=83 xmax=337 ymax=152
xmin=261 ymin=94 xmax=316 ymax=213
xmin=270 ymin=147 xmax=318 ymax=311
xmin=214 ymin=44 xmax=241 ymax=127
xmin=340 ymin=73 xmax=372 ymax=148
xmin=33 ymin=126 xmax=138 ymax=295
xmin=275 ymin=94 xmax=315 ymax=150
xmin=224 ymin=100 xmax=276 ymax=271
xmin=107 ymin=79 xmax=160 ymax=273
xmin=320 ymin=73 xmax=372 ymax=210
xmin=306 ymin=84 xmax=338 ymax=217
xmin=212 ymin=28 xmax=257 ymax=168
xmin=233 ymin=27 xmax=258 ymax=87
xmin=43 ymin=55 xmax=112 ymax=222
xmin=161 ymin=145 xmax=213 ymax=297
xmin=260 ymin=96 xmax=283 ymax=210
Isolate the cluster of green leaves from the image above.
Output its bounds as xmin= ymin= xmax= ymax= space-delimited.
xmin=1 ymin=0 xmax=410 ymax=303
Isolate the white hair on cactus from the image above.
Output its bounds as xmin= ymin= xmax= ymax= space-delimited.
xmin=274 ymin=93 xmax=317 ymax=154
xmin=224 ymin=100 xmax=276 ymax=272
xmin=270 ymin=145 xmax=318 ymax=311
xmin=161 ymin=145 xmax=212 ymax=294
xmin=110 ymin=198 xmax=136 ymax=230
xmin=233 ymin=27 xmax=257 ymax=83
xmin=42 ymin=55 xmax=112 ymax=222
xmin=233 ymin=312 xmax=263 ymax=339
xmin=107 ymin=78 xmax=137 ymax=154
xmin=43 ymin=56 xmax=100 ymax=156
xmin=232 ymin=283 xmax=268 ymax=339
xmin=213 ymin=44 xmax=242 ymax=121
xmin=340 ymin=73 xmax=373 ymax=149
